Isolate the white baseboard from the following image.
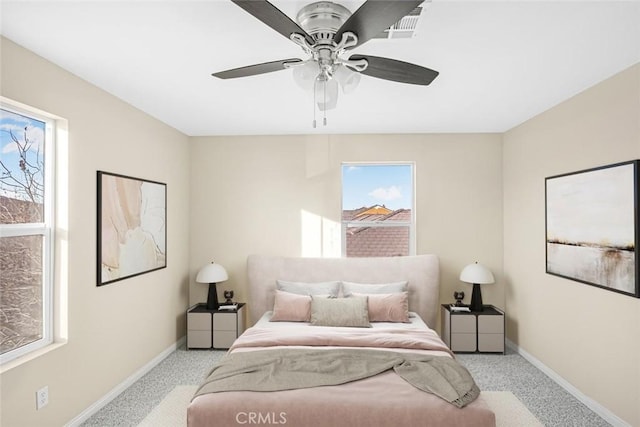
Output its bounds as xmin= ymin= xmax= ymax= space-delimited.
xmin=65 ymin=336 xmax=186 ymax=427
xmin=505 ymin=339 xmax=630 ymax=427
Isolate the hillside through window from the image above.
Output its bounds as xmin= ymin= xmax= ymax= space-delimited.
xmin=342 ymin=163 xmax=414 ymax=257
xmin=0 ymin=103 xmax=54 ymax=363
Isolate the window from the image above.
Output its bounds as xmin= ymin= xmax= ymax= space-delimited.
xmin=341 ymin=163 xmax=415 ymax=257
xmin=0 ymin=101 xmax=55 ymax=364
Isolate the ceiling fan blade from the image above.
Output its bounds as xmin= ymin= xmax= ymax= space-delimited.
xmin=231 ymin=0 xmax=314 ymax=45
xmin=212 ymin=59 xmax=302 ymax=79
xmin=348 ymin=55 xmax=439 ymax=86
xmin=335 ymin=0 xmax=423 ymax=48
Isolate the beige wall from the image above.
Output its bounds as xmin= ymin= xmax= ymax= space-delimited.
xmin=189 ymin=133 xmax=504 ymax=324
xmin=503 ymin=63 xmax=640 ymax=425
xmin=0 ymin=37 xmax=191 ymax=426
xmin=4 ymin=30 xmax=637 ymax=427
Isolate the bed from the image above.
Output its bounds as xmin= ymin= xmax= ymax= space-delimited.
xmin=188 ymin=254 xmax=496 ymax=427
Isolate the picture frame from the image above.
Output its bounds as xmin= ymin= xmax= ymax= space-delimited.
xmin=97 ymin=171 xmax=167 ymax=286
xmin=545 ymin=160 xmax=639 ymax=298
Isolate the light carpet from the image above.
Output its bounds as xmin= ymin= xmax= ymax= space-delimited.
xmin=138 ymin=386 xmax=543 ymax=427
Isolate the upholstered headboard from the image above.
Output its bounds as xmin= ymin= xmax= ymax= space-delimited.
xmin=246 ymin=254 xmax=440 ymax=328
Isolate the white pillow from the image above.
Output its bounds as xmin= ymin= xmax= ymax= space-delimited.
xmin=276 ymin=280 xmax=340 ymax=297
xmin=341 ymin=281 xmax=408 ymax=297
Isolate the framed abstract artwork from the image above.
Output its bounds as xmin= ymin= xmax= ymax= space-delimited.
xmin=545 ymin=160 xmax=639 ymax=298
xmin=97 ymin=171 xmax=167 ymax=286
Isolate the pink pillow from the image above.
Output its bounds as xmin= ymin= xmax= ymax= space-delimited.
xmin=270 ymin=290 xmax=312 ymax=322
xmin=353 ymin=292 xmax=409 ymax=323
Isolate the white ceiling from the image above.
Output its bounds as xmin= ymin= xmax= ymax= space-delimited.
xmin=1 ymin=1 xmax=639 ymax=136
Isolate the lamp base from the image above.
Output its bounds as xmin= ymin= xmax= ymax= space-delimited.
xmin=470 ymin=283 xmax=483 ymax=312
xmin=206 ymin=283 xmax=219 ymax=310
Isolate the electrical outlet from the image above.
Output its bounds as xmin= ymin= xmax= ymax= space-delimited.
xmin=36 ymin=386 xmax=48 ymax=410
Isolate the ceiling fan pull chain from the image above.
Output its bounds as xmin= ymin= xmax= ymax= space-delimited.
xmin=323 ymin=79 xmax=327 ymax=126
xmin=313 ymin=77 xmax=318 ymax=128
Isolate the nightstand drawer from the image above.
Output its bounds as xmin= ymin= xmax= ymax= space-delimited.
xmin=213 ymin=330 xmax=237 ymax=349
xmin=478 ymin=315 xmax=504 ymax=334
xmin=478 ymin=333 xmax=504 ymax=353
xmin=214 ymin=312 xmax=238 ymax=331
xmin=187 ymin=330 xmax=212 ymax=349
xmin=451 ymin=333 xmax=476 ymax=352
xmin=188 ymin=312 xmax=211 ymax=330
xmin=451 ymin=315 xmax=476 ymax=333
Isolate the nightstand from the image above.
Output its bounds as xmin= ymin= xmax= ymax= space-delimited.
xmin=187 ymin=303 xmax=246 ymax=349
xmin=441 ymin=304 xmax=504 ymax=354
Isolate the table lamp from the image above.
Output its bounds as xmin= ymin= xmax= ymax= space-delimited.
xmin=196 ymin=262 xmax=228 ymax=310
xmin=459 ymin=262 xmax=494 ymax=312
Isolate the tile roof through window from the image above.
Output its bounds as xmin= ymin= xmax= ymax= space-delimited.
xmin=343 ymin=205 xmax=411 ymax=257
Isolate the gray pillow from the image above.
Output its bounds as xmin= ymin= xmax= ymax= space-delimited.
xmin=276 ymin=280 xmax=340 ymax=297
xmin=310 ymin=296 xmax=371 ymax=328
xmin=342 ymin=281 xmax=408 ymax=297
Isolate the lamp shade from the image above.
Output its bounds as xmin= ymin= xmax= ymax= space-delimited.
xmin=459 ymin=262 xmax=494 ymax=284
xmin=196 ymin=262 xmax=228 ymax=284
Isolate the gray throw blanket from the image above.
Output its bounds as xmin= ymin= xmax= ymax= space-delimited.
xmin=194 ymin=348 xmax=480 ymax=408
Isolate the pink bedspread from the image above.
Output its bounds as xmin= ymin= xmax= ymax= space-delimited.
xmin=229 ymin=326 xmax=455 ymax=356
xmin=188 ymin=325 xmax=496 ymax=427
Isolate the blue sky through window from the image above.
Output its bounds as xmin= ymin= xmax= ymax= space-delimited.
xmin=0 ymin=109 xmax=46 ymax=201
xmin=342 ymin=164 xmax=413 ymax=210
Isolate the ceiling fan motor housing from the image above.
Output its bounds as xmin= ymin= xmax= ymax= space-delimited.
xmin=296 ymin=1 xmax=351 ymax=44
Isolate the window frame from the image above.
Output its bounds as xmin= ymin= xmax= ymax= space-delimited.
xmin=341 ymin=162 xmax=416 ymax=257
xmin=0 ymin=100 xmax=55 ymax=365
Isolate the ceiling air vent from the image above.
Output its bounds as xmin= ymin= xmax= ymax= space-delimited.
xmin=373 ymin=5 xmax=424 ymax=39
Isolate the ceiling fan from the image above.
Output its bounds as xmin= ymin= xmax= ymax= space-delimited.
xmin=213 ymin=0 xmax=439 ymax=126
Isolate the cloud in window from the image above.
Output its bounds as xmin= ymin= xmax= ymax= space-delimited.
xmin=369 ymin=185 xmax=402 ymax=201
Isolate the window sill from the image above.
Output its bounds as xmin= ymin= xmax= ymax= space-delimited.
xmin=0 ymin=340 xmax=67 ymax=374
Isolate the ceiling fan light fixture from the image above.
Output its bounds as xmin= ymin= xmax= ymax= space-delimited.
xmin=314 ymin=75 xmax=338 ymax=111
xmin=333 ymin=64 xmax=361 ymax=94
xmin=292 ymin=60 xmax=320 ymax=91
